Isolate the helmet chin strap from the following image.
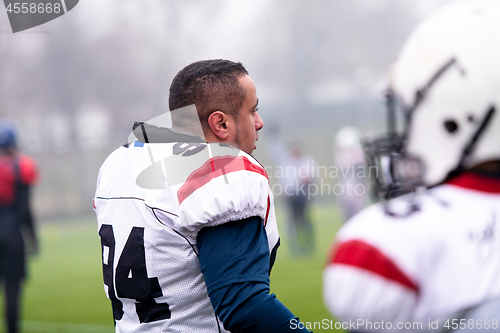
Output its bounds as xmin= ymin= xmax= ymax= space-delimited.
xmin=444 ymin=105 xmax=496 ymax=182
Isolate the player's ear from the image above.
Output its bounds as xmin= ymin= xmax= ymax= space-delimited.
xmin=207 ymin=111 xmax=230 ymax=140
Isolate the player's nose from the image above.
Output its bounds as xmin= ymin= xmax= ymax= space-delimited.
xmin=255 ymin=112 xmax=264 ymax=131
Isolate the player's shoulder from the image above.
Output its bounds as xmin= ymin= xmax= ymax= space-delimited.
xmin=99 ymin=141 xmax=160 ymax=174
xmin=331 ymin=191 xmax=453 ymax=279
xmin=121 ymin=141 xmax=271 ymax=235
xmin=17 ymin=153 xmax=38 ymax=185
xmin=96 ymin=142 xmax=159 ymax=198
xmin=339 ymin=188 xmax=456 ymax=241
xmin=99 ymin=142 xmax=132 ymax=169
xmin=173 ymin=142 xmax=268 ymax=195
xmin=173 ymin=144 xmax=270 ymax=234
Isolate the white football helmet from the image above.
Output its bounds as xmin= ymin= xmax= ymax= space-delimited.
xmin=366 ymin=0 xmax=500 ymax=198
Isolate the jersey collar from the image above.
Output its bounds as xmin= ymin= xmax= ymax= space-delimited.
xmin=446 ymin=172 xmax=500 ymax=193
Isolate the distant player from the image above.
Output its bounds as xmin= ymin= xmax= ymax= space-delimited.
xmin=268 ymin=133 xmax=316 ymax=255
xmin=324 ymin=1 xmax=500 ymax=332
xmin=333 ymin=126 xmax=370 ymax=221
xmin=0 ymin=121 xmax=38 ymax=333
xmin=95 ymin=60 xmax=310 ymax=332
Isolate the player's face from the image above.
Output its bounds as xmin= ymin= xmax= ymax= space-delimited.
xmin=233 ymin=75 xmax=263 ymax=155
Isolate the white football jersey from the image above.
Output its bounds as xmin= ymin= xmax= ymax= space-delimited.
xmin=324 ymin=173 xmax=500 ymax=332
xmin=94 ymin=141 xmax=279 ymax=333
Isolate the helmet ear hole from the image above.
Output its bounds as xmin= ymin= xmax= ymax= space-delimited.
xmin=444 ymin=120 xmax=459 ymax=133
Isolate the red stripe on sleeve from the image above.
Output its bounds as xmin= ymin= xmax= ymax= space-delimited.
xmin=330 ymin=240 xmax=419 ymax=292
xmin=177 ymin=155 xmax=268 ymax=204
xmin=264 ymin=195 xmax=271 ymax=227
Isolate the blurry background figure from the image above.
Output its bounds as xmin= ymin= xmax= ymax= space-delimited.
xmin=333 ymin=126 xmax=370 ymax=221
xmin=0 ymin=121 xmax=38 ymax=333
xmin=268 ymin=129 xmax=316 ymax=256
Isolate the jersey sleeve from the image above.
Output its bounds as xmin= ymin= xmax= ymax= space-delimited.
xmin=323 ymin=204 xmax=420 ymax=327
xmin=197 ymin=217 xmax=310 ymax=333
xmin=145 ymin=143 xmax=271 ymax=240
xmin=18 ymin=154 xmax=38 ymax=185
xmin=179 ymin=154 xmax=269 ymax=230
xmin=197 ymin=216 xmax=270 ymax=293
xmin=323 ymin=240 xmax=418 ymax=326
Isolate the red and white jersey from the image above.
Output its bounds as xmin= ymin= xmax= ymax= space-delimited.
xmin=94 ymin=141 xmax=279 ymax=333
xmin=0 ymin=153 xmax=38 ymax=206
xmin=324 ymin=173 xmax=500 ymax=332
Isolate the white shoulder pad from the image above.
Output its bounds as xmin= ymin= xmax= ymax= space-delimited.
xmin=175 ymin=145 xmax=270 ymax=234
xmin=141 ymin=142 xmax=270 ymax=237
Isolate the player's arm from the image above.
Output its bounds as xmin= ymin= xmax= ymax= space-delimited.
xmin=16 ymin=156 xmax=39 ymax=254
xmin=197 ymin=216 xmax=311 ymax=333
xmin=16 ymin=183 xmax=38 ymax=253
xmin=323 ymin=239 xmax=418 ymax=327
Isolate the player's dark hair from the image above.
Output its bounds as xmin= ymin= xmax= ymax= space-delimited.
xmin=169 ymin=59 xmax=249 ymax=132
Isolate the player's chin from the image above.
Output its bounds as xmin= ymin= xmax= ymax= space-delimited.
xmin=242 ymin=145 xmax=256 ymax=155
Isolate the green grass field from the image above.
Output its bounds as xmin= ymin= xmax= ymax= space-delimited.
xmin=0 ymin=202 xmax=346 ymax=333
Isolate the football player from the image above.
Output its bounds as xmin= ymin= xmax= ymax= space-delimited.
xmin=94 ymin=60 xmax=310 ymax=332
xmin=267 ymin=133 xmax=316 ymax=256
xmin=323 ymin=1 xmax=500 ymax=332
xmin=0 ymin=121 xmax=38 ymax=333
xmin=333 ymin=126 xmax=370 ymax=221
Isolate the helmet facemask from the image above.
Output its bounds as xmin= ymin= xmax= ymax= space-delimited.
xmin=364 ymin=88 xmax=425 ymax=201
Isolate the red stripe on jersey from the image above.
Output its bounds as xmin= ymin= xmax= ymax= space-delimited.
xmin=330 ymin=240 xmax=419 ymax=292
xmin=264 ymin=195 xmax=270 ymax=227
xmin=0 ymin=157 xmax=16 ymax=206
xmin=177 ymin=156 xmax=268 ymax=204
xmin=447 ymin=172 xmax=500 ymax=193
